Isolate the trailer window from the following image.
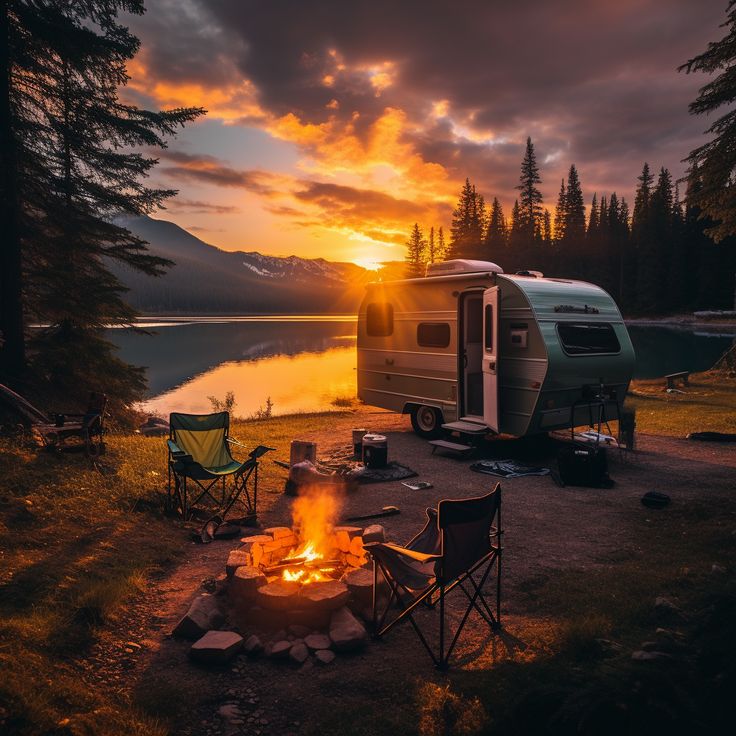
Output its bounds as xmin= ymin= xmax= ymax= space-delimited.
xmin=366 ymin=303 xmax=394 ymax=336
xmin=557 ymin=322 xmax=620 ymax=355
xmin=417 ymin=322 xmax=450 ymax=348
xmin=484 ymin=305 xmax=493 ymax=351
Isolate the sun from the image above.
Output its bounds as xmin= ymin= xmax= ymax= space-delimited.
xmin=354 ymin=259 xmax=384 ymax=271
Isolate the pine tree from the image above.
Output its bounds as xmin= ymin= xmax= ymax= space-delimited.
xmin=437 ymin=226 xmax=446 ymax=261
xmin=484 ymin=197 xmax=507 ymax=263
xmin=516 ymin=137 xmax=544 ymax=244
xmin=507 ymin=199 xmax=525 ymax=272
xmin=449 ymin=179 xmax=485 ymax=258
xmin=0 ymin=1 xmax=203 ymax=401
xmin=559 ymin=165 xmax=585 ymax=278
xmin=405 ymin=223 xmax=427 ymax=277
xmin=553 ymin=179 xmax=566 ymax=243
xmin=542 ymin=210 xmax=552 ymax=247
xmin=427 ymin=226 xmax=436 ymax=263
xmin=587 ymin=193 xmax=600 ymax=239
xmin=680 ymin=1 xmax=736 ymax=242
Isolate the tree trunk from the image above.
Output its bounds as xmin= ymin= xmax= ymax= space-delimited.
xmin=0 ymin=1 xmax=25 ymax=382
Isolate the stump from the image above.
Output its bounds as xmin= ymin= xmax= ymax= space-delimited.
xmin=230 ymin=565 xmax=267 ymax=606
xmin=342 ymin=567 xmax=374 ymax=608
xmin=256 ymin=580 xmax=301 ymax=611
xmin=298 ymin=580 xmax=350 ymax=612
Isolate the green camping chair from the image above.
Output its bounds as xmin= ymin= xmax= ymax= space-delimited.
xmin=167 ymin=411 xmax=271 ymax=521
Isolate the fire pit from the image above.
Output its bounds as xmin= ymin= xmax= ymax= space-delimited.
xmin=225 ymin=486 xmax=378 ymax=631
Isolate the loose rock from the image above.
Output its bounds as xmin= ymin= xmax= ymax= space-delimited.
xmin=190 ymin=631 xmax=243 ymax=665
xmin=329 ymin=606 xmax=367 ymax=652
xmin=289 ymin=641 xmax=309 ymax=664
xmin=315 ymin=649 xmax=336 ymax=665
xmin=304 ymin=633 xmax=331 ymax=651
xmin=243 ymin=634 xmax=264 ymax=656
xmin=173 ymin=594 xmax=224 ymax=640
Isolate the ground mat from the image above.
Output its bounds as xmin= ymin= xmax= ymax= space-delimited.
xmin=470 ymin=459 xmax=550 ymax=478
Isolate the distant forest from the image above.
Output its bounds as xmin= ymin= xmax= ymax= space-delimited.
xmin=405 ymin=138 xmax=736 ymax=315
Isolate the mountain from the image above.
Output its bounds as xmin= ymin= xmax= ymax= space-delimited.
xmin=109 ymin=216 xmax=375 ymax=314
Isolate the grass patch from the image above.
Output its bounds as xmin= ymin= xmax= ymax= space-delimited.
xmin=0 ymin=409 xmax=352 ymax=734
xmin=627 ymin=371 xmax=736 ymax=436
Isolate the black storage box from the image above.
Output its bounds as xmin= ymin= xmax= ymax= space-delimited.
xmin=557 ymin=444 xmax=612 ymax=488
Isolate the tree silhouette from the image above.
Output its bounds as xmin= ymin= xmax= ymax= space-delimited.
xmin=405 ymin=222 xmax=427 ymax=277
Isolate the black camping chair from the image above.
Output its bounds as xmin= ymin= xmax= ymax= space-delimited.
xmin=167 ymin=411 xmax=272 ymax=521
xmin=366 ymin=484 xmax=502 ymax=669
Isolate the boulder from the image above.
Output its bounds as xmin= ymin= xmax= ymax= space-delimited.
xmin=329 ymin=606 xmax=367 ymax=652
xmin=173 ymin=594 xmax=224 ymax=640
xmin=190 ymin=630 xmax=243 ymax=665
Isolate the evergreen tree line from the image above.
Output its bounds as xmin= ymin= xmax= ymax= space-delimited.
xmin=405 ymin=137 xmax=735 ymax=314
xmin=0 ymin=1 xmax=202 ymax=407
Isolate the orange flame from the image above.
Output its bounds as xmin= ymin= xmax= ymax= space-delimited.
xmin=281 ymin=484 xmax=344 ymax=584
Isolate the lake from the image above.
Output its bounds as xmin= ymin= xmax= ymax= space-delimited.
xmin=107 ymin=317 xmax=736 ymax=417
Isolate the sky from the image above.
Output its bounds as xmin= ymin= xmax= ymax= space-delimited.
xmin=124 ymin=0 xmax=727 ymax=267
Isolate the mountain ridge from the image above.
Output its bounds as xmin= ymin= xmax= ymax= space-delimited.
xmin=110 ymin=216 xmax=375 ymax=314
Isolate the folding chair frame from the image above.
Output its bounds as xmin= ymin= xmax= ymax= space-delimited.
xmin=368 ymin=490 xmax=502 ymax=669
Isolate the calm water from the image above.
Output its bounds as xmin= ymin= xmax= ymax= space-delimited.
xmin=107 ymin=317 xmax=735 ymax=416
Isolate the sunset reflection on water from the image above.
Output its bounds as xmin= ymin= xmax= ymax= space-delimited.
xmin=139 ymin=344 xmax=356 ymax=417
xmin=108 ymin=317 xmax=358 ymax=418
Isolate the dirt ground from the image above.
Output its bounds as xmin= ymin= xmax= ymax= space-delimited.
xmin=85 ymin=408 xmax=736 ymax=735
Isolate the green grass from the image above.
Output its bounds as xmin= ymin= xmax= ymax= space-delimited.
xmin=627 ymin=371 xmax=736 ymax=436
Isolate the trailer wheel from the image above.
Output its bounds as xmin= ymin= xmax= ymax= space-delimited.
xmin=410 ymin=405 xmax=444 ymax=439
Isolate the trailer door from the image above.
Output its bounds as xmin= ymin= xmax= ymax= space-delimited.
xmin=482 ymin=286 xmax=499 ymax=432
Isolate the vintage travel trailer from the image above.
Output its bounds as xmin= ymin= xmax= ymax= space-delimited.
xmin=356 ymin=260 xmax=635 ymax=440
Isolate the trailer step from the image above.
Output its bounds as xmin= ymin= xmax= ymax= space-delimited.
xmin=442 ymin=420 xmax=489 ymax=434
xmin=429 ymin=439 xmax=476 ymax=456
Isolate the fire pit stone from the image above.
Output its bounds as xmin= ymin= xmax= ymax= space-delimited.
xmin=230 ymin=565 xmax=267 ymax=605
xmin=257 ymin=580 xmax=301 ymax=610
xmin=298 ymin=580 xmax=350 ymax=612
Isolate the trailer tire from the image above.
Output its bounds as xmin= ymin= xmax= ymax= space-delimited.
xmin=410 ymin=405 xmax=444 ymax=439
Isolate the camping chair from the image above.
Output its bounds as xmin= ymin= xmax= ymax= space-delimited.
xmin=366 ymin=484 xmax=502 ymax=669
xmin=34 ymin=392 xmax=107 ymax=456
xmin=167 ymin=411 xmax=272 ymax=521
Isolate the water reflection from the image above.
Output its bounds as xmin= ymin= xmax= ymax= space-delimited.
xmin=108 ymin=318 xmax=357 ymax=416
xmin=628 ymin=325 xmax=734 ymax=379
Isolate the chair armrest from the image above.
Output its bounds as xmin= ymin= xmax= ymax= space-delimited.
xmin=167 ymin=439 xmax=192 ymax=463
xmin=364 ymin=541 xmax=441 ymax=564
xmin=226 ymin=437 xmax=249 ymax=451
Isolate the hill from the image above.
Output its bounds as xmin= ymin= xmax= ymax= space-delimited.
xmin=110 ymin=216 xmax=375 ymax=314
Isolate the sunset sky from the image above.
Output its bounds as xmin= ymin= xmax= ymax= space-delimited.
xmin=124 ymin=0 xmax=726 ymax=267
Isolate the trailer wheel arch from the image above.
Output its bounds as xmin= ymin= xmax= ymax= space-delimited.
xmin=404 ymin=403 xmax=445 ymax=439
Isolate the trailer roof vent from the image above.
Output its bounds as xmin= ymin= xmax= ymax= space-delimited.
xmin=515 ymin=269 xmax=544 ymax=278
xmin=426 ymin=259 xmax=503 ymax=276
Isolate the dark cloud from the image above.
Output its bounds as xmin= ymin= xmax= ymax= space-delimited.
xmin=157 ymin=150 xmax=278 ymax=194
xmin=294 ymin=180 xmax=445 ymax=223
xmin=167 ymin=198 xmax=241 ymax=214
xmin=135 ymin=0 xmax=728 ymax=206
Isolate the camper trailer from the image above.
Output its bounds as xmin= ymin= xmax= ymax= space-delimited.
xmin=356 ymin=260 xmax=635 ymax=441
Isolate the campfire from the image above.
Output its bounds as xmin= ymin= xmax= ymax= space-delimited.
xmin=225 ymin=485 xmax=377 ymax=633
